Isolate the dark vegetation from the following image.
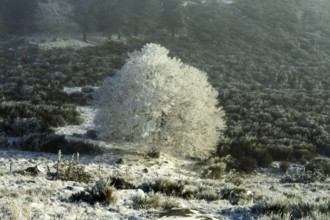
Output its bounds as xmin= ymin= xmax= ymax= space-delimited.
xmin=17 ymin=133 xmax=103 ymax=155
xmin=1 ymin=0 xmax=330 ymax=172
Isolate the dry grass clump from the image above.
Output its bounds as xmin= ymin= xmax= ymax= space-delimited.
xmin=220 ymin=187 xmax=253 ymax=205
xmin=131 ymin=192 xmax=161 ymax=210
xmin=202 ymin=161 xmax=227 ymax=179
xmin=196 ymin=187 xmax=220 ymax=201
xmin=161 ymin=197 xmax=180 ymax=210
xmin=132 ymin=192 xmax=180 ymax=210
xmin=224 ymin=169 xmax=244 ymax=186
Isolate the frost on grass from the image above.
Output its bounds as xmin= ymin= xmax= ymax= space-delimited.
xmin=94 ymin=43 xmax=225 ymax=159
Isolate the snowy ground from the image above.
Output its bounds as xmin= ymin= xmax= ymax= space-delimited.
xmin=1 ymin=146 xmax=329 ymax=220
xmin=1 ymin=87 xmax=330 ymax=219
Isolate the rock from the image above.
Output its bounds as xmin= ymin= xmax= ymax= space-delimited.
xmin=142 ymin=168 xmax=149 ymax=173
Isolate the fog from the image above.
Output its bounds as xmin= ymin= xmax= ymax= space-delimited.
xmin=1 ymin=0 xmax=329 ymax=43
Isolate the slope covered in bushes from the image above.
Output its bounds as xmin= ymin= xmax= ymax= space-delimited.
xmin=141 ymin=0 xmax=330 ymax=170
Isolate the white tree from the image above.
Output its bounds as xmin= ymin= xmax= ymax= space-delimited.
xmin=94 ymin=43 xmax=225 ymax=159
xmin=36 ymin=0 xmax=77 ymax=37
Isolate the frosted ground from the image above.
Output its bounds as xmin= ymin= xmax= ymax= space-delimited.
xmin=0 ymin=38 xmax=329 ymax=220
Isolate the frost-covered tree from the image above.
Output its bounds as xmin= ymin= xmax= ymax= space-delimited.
xmin=94 ymin=43 xmax=225 ymax=159
xmin=36 ymin=0 xmax=77 ymax=37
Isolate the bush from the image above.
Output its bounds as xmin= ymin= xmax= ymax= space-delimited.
xmin=279 ymin=161 xmax=291 ymax=173
xmin=0 ymin=102 xmax=82 ymax=128
xmin=280 ymin=168 xmax=326 ymax=183
xmin=18 ymin=133 xmax=103 ymax=155
xmin=48 ymin=151 xmax=93 ymax=183
xmin=132 ymin=192 xmax=161 ymax=210
xmin=221 ymin=187 xmax=251 ymax=205
xmin=202 ymin=161 xmax=226 ymax=179
xmin=161 ymin=197 xmax=180 ymax=210
xmin=9 ymin=118 xmax=48 ymax=136
xmin=147 ymin=147 xmax=161 ymax=158
xmin=109 ymin=176 xmax=134 ymax=190
xmin=94 ymin=43 xmax=225 ymax=159
xmin=218 ymin=140 xmax=272 ymax=173
xmin=70 ymin=178 xmax=117 ymax=205
xmin=225 ymin=170 xmax=243 ymax=186
xmin=139 ymin=179 xmax=185 ymax=197
xmin=305 ymin=158 xmax=330 ymax=176
xmin=197 ymin=187 xmax=220 ymax=201
xmin=254 ymin=149 xmax=273 ymax=167
xmin=239 ymin=157 xmax=258 ymax=173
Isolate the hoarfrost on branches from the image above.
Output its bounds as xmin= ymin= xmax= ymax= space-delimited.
xmin=94 ymin=43 xmax=225 ymax=159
